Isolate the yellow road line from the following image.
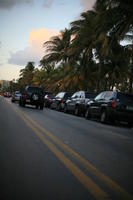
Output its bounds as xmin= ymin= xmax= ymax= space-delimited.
xmin=18 ymin=108 xmax=109 ymax=200
xmin=17 ymin=108 xmax=133 ymax=200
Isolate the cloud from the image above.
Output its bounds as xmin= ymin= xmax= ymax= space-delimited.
xmin=0 ymin=41 xmax=1 ymax=48
xmin=0 ymin=0 xmax=33 ymax=9
xmin=0 ymin=0 xmax=55 ymax=9
xmin=80 ymin=0 xmax=96 ymax=11
xmin=8 ymin=28 xmax=58 ymax=66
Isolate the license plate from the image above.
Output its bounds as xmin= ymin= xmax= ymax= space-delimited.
xmin=26 ymin=99 xmax=30 ymax=103
xmin=126 ymin=106 xmax=133 ymax=111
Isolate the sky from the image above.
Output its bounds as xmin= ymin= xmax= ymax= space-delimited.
xmin=0 ymin=0 xmax=96 ymax=81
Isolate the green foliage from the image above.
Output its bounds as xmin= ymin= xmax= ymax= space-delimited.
xmin=16 ymin=1 xmax=133 ymax=93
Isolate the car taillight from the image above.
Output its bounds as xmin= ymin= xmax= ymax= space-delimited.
xmin=112 ymin=100 xmax=117 ymax=108
xmin=24 ymin=93 xmax=27 ymax=99
xmin=61 ymin=99 xmax=64 ymax=103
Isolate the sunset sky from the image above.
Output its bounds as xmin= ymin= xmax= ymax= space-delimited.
xmin=0 ymin=0 xmax=96 ymax=81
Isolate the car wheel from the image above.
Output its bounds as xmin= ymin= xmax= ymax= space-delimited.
xmin=100 ymin=110 xmax=107 ymax=123
xmin=85 ymin=107 xmax=91 ymax=119
xmin=56 ymin=104 xmax=61 ymax=111
xmin=21 ymin=100 xmax=25 ymax=107
xmin=36 ymin=105 xmax=39 ymax=109
xmin=50 ymin=104 xmax=53 ymax=109
xmin=64 ymin=105 xmax=68 ymax=113
xmin=19 ymin=100 xmax=22 ymax=106
xmin=127 ymin=122 xmax=133 ymax=128
xmin=40 ymin=105 xmax=44 ymax=110
xmin=75 ymin=106 xmax=79 ymax=116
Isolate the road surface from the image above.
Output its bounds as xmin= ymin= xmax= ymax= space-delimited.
xmin=0 ymin=96 xmax=133 ymax=200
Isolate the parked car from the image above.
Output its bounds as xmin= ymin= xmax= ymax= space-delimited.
xmin=64 ymin=91 xmax=97 ymax=116
xmin=11 ymin=91 xmax=21 ymax=102
xmin=0 ymin=92 xmax=3 ymax=96
xmin=3 ymin=92 xmax=11 ymax=98
xmin=19 ymin=86 xmax=44 ymax=109
xmin=50 ymin=92 xmax=72 ymax=111
xmin=85 ymin=91 xmax=133 ymax=127
xmin=44 ymin=92 xmax=55 ymax=108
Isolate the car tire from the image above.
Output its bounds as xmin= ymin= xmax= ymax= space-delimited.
xmin=100 ymin=110 xmax=107 ymax=123
xmin=21 ymin=100 xmax=25 ymax=107
xmin=85 ymin=107 xmax=91 ymax=119
xmin=75 ymin=106 xmax=80 ymax=116
xmin=127 ymin=122 xmax=133 ymax=128
xmin=64 ymin=105 xmax=68 ymax=113
xmin=40 ymin=105 xmax=44 ymax=110
xmin=36 ymin=105 xmax=39 ymax=109
xmin=19 ymin=100 xmax=22 ymax=106
xmin=56 ymin=104 xmax=61 ymax=111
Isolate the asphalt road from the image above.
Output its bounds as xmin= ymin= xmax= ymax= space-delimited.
xmin=0 ymin=96 xmax=133 ymax=200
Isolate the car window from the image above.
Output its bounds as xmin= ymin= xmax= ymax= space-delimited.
xmin=48 ymin=94 xmax=54 ymax=98
xmin=95 ymin=92 xmax=105 ymax=101
xmin=117 ymin=93 xmax=133 ymax=103
xmin=64 ymin=93 xmax=72 ymax=98
xmin=15 ymin=91 xmax=20 ymax=94
xmin=55 ymin=92 xmax=65 ymax=98
xmin=79 ymin=92 xmax=84 ymax=98
xmin=104 ymin=91 xmax=114 ymax=100
xmin=27 ymin=87 xmax=43 ymax=94
xmin=71 ymin=92 xmax=78 ymax=98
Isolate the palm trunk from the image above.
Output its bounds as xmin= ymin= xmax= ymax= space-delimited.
xmin=129 ymin=66 xmax=133 ymax=93
xmin=129 ymin=45 xmax=133 ymax=93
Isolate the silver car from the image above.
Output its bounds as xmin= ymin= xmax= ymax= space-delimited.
xmin=11 ymin=91 xmax=21 ymax=102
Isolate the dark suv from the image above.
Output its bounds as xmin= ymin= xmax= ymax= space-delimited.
xmin=64 ymin=91 xmax=97 ymax=116
xmin=85 ymin=91 xmax=133 ymax=127
xmin=50 ymin=92 xmax=72 ymax=111
xmin=19 ymin=86 xmax=44 ymax=109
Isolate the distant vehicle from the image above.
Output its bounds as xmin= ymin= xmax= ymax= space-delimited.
xmin=50 ymin=92 xmax=72 ymax=111
xmin=85 ymin=91 xmax=133 ymax=127
xmin=64 ymin=91 xmax=97 ymax=116
xmin=44 ymin=93 xmax=55 ymax=108
xmin=3 ymin=92 xmax=11 ymax=98
xmin=19 ymin=86 xmax=44 ymax=110
xmin=11 ymin=91 xmax=21 ymax=102
xmin=0 ymin=92 xmax=3 ymax=96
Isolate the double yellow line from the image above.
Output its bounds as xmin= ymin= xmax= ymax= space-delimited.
xmin=11 ymin=103 xmax=133 ymax=200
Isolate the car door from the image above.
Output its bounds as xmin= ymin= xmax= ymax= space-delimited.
xmin=77 ymin=91 xmax=85 ymax=110
xmin=52 ymin=93 xmax=59 ymax=108
xmin=67 ymin=92 xmax=78 ymax=111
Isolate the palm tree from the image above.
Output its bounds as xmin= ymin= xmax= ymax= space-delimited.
xmin=19 ymin=62 xmax=35 ymax=89
xmin=94 ymin=0 xmax=133 ymax=92
xmin=41 ymin=28 xmax=71 ymax=64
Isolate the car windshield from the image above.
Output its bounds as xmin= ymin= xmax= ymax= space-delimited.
xmin=27 ymin=87 xmax=43 ymax=94
xmin=55 ymin=92 xmax=65 ymax=98
xmin=15 ymin=91 xmax=20 ymax=94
